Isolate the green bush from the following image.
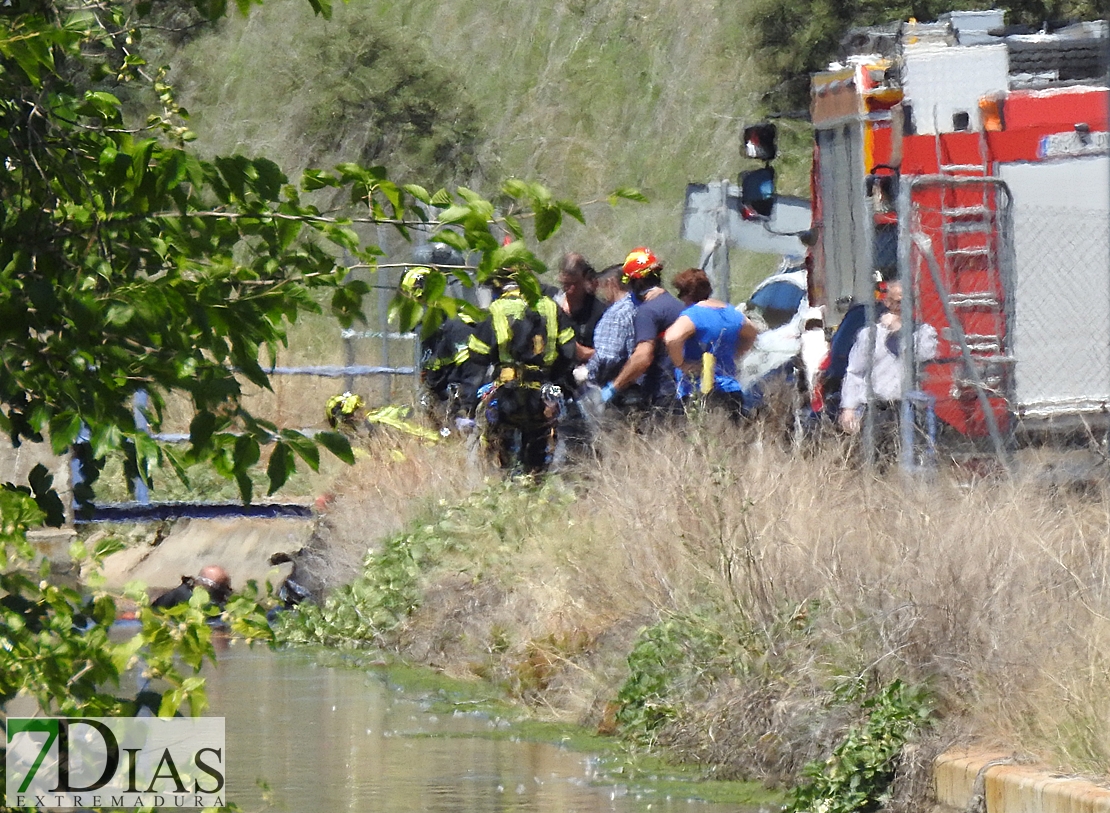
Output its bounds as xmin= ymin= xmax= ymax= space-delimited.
xmin=275 ymin=521 xmax=442 ymax=646
xmin=615 ymin=615 xmax=732 ymax=742
xmin=787 ymin=679 xmax=934 ymax=813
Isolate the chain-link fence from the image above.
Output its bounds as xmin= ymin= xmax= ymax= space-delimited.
xmin=233 ymin=262 xmax=421 ymax=436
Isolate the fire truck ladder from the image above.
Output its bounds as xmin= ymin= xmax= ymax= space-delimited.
xmin=934 ymin=125 xmax=1001 ymax=328
xmin=899 ymin=172 xmax=1014 ymax=471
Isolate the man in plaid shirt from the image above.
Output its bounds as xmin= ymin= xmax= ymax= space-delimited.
xmin=586 ymin=264 xmax=637 ymax=390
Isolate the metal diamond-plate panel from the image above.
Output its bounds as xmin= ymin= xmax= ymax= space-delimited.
xmin=1010 ymin=207 xmax=1110 ymax=416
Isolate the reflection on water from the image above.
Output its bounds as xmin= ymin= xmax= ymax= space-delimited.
xmin=204 ymin=643 xmax=760 ymax=813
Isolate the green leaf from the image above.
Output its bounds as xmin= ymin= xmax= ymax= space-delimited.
xmin=251 ymin=157 xmax=286 ymax=200
xmin=189 ymin=411 xmax=217 ymax=454
xmin=430 ymin=229 xmax=468 ymax=253
xmin=316 ymin=431 xmax=354 ymax=465
xmin=214 ymin=154 xmax=251 ymax=200
xmin=422 ymin=270 xmax=447 ymax=305
xmin=534 ymin=205 xmax=561 ymax=241
xmin=49 ymin=413 xmax=83 ymax=453
xmin=456 ymin=186 xmax=484 ymax=206
xmin=516 ymin=269 xmax=543 ymax=304
xmin=402 ymin=184 xmax=431 ymax=205
xmin=388 ymin=295 xmax=423 ymax=332
xmin=609 ymin=187 xmax=649 ymax=204
xmin=501 ymin=215 xmax=524 ymax=241
xmin=236 ymin=471 xmax=253 ymax=504
xmin=280 ymin=429 xmax=320 ymax=471
xmin=81 ymin=90 xmax=123 ymax=122
xmin=490 ymin=241 xmax=536 ymax=273
xmin=233 ymin=433 xmax=261 ymax=474
xmin=437 ymin=205 xmax=472 ymax=225
xmin=28 ymin=464 xmax=65 ymax=528
xmin=302 ymin=169 xmax=341 ymax=190
xmin=163 ymin=447 xmax=192 ymax=488
xmin=502 ymin=178 xmax=531 ymax=198
xmin=557 ymin=199 xmax=585 ymax=224
xmin=266 ymin=441 xmax=293 ymax=495
xmin=130 ymin=138 xmax=157 ymax=189
xmin=105 ymin=303 xmax=135 ymax=326
xmin=331 ymin=283 xmax=367 ymax=328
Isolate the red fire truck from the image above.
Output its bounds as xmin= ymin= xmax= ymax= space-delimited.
xmin=805 ymin=10 xmax=1109 ymax=452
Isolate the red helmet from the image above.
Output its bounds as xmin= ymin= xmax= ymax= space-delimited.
xmin=622 ymin=247 xmax=659 ymax=281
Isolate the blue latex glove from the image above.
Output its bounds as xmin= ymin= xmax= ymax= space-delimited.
xmin=599 ymin=383 xmax=617 ymax=404
xmin=476 ymin=382 xmax=496 ymax=400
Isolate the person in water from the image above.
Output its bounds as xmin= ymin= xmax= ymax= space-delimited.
xmin=152 ymin=564 xmax=233 ymax=610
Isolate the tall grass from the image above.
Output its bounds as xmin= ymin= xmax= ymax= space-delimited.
xmin=297 ymin=420 xmax=1110 ymax=795
xmin=168 ymin=0 xmax=808 ymax=299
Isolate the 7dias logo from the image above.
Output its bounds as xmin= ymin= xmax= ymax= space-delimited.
xmin=6 ymin=717 xmax=225 ymax=809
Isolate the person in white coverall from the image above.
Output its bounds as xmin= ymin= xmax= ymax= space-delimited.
xmin=838 ymin=281 xmax=938 ymax=437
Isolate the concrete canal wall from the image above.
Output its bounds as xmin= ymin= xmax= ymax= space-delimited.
xmin=936 ymin=749 xmax=1110 ymax=813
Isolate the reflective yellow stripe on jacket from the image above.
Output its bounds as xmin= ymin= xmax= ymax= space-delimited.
xmin=425 ymin=344 xmax=471 ymax=372
xmin=489 ymin=291 xmax=565 ymax=368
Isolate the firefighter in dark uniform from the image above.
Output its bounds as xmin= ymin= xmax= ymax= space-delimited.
xmin=400 ymin=266 xmax=487 ymax=432
xmin=467 ymin=272 xmax=578 ymax=473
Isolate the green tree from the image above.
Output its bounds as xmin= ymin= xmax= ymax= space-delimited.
xmin=0 ymin=0 xmax=630 ymax=751
xmin=0 ymin=0 xmax=601 ymax=510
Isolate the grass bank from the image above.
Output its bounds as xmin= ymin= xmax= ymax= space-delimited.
xmin=273 ymin=420 xmax=1110 ymax=808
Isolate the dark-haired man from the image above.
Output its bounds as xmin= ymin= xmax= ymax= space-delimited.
xmin=556 ymin=252 xmax=608 ymax=363
xmin=600 ymin=248 xmax=684 ymax=415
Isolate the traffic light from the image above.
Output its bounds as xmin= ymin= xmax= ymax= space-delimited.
xmin=740 ymin=167 xmax=776 ymax=220
xmin=742 ymin=122 xmax=777 ymax=161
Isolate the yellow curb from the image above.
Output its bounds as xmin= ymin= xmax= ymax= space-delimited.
xmin=935 ymin=749 xmax=1011 ymax=808
xmin=935 ymin=750 xmax=1110 ymax=813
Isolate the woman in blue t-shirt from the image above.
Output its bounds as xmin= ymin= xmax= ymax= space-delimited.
xmin=663 ymin=268 xmax=758 ymax=418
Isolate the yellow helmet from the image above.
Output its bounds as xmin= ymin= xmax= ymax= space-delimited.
xmin=400 ymin=266 xmax=433 ymax=301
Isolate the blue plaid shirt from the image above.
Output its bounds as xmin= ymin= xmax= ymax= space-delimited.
xmin=586 ymin=294 xmax=636 ymax=384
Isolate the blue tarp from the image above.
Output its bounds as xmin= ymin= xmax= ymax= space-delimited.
xmin=749 ymin=280 xmax=805 ymax=312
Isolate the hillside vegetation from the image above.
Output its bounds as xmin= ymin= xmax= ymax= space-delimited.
xmin=164 ymin=0 xmax=1110 ymax=287
xmin=167 ymin=0 xmax=812 ymax=296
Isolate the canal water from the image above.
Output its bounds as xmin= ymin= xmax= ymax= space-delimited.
xmin=204 ymin=642 xmax=767 ymax=813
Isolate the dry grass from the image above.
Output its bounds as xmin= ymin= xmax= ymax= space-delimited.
xmin=304 ymin=430 xmax=487 ymax=587
xmin=317 ymin=417 xmax=1110 ymax=789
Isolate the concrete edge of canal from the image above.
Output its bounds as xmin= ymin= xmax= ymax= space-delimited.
xmin=935 ymin=749 xmax=1110 ymax=813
